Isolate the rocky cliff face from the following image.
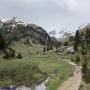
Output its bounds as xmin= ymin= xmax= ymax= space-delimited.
xmin=0 ymin=17 xmax=52 ymax=45
xmin=77 ymin=23 xmax=90 ymax=45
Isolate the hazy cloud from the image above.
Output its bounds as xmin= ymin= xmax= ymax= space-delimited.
xmin=0 ymin=0 xmax=90 ymax=32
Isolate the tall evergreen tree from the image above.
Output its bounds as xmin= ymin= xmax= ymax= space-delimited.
xmin=0 ymin=34 xmax=6 ymax=50
xmin=86 ymin=28 xmax=90 ymax=44
xmin=74 ymin=30 xmax=80 ymax=51
xmin=75 ymin=55 xmax=80 ymax=64
xmin=56 ymin=43 xmax=58 ymax=49
xmin=47 ymin=46 xmax=49 ymax=51
xmin=43 ymin=46 xmax=46 ymax=52
xmin=64 ymin=41 xmax=68 ymax=46
xmin=50 ymin=44 xmax=53 ymax=50
xmin=17 ymin=52 xmax=22 ymax=59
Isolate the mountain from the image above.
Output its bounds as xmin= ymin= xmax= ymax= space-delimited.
xmin=79 ymin=23 xmax=90 ymax=32
xmin=0 ymin=17 xmax=53 ymax=45
xmin=79 ymin=23 xmax=90 ymax=41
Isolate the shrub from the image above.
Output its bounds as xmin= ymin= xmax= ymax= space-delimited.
xmin=3 ymin=51 xmax=10 ymax=59
xmin=81 ymin=57 xmax=90 ymax=83
xmin=81 ymin=49 xmax=87 ymax=55
xmin=47 ymin=46 xmax=49 ymax=51
xmin=64 ymin=41 xmax=68 ymax=46
xmin=75 ymin=55 xmax=80 ymax=64
xmin=17 ymin=53 xmax=22 ymax=59
xmin=43 ymin=46 xmax=46 ymax=52
xmin=50 ymin=45 xmax=53 ymax=50
xmin=0 ymin=34 xmax=6 ymax=50
xmin=3 ymin=48 xmax=16 ymax=59
xmin=74 ymin=30 xmax=80 ymax=51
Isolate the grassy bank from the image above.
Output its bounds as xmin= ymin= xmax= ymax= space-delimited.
xmin=0 ymin=60 xmax=47 ymax=87
xmin=0 ymin=43 xmax=74 ymax=89
xmin=48 ymin=63 xmax=73 ymax=90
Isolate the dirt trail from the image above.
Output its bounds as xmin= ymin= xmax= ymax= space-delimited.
xmin=58 ymin=65 xmax=82 ymax=90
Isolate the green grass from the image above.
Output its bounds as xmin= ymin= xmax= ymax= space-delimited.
xmin=48 ymin=62 xmax=74 ymax=90
xmin=87 ymin=84 xmax=90 ymax=90
xmin=0 ymin=43 xmax=74 ymax=89
xmin=0 ymin=60 xmax=46 ymax=87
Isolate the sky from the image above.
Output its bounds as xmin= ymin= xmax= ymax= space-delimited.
xmin=0 ymin=0 xmax=90 ymax=33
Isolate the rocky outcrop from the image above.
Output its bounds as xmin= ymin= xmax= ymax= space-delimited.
xmin=0 ymin=17 xmax=52 ymax=45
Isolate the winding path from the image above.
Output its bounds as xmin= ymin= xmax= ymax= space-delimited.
xmin=58 ymin=65 xmax=82 ymax=90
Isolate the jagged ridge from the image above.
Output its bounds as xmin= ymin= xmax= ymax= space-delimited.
xmin=0 ymin=17 xmax=52 ymax=45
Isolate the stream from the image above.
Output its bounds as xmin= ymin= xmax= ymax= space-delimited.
xmin=16 ymin=77 xmax=50 ymax=90
xmin=0 ymin=77 xmax=50 ymax=90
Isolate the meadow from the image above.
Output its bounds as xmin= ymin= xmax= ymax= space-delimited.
xmin=0 ymin=42 xmax=74 ymax=90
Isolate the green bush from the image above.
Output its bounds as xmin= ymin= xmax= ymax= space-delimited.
xmin=17 ymin=53 xmax=22 ymax=59
xmin=81 ymin=49 xmax=87 ymax=55
xmin=75 ymin=55 xmax=80 ymax=64
xmin=3 ymin=48 xmax=16 ymax=59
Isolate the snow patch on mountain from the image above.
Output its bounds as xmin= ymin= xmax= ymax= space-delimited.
xmin=1 ymin=17 xmax=27 ymax=26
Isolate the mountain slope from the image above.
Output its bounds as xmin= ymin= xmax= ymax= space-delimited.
xmin=0 ymin=17 xmax=52 ymax=45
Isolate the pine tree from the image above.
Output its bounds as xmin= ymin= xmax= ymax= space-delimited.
xmin=0 ymin=34 xmax=6 ymax=50
xmin=11 ymin=50 xmax=15 ymax=58
xmin=43 ymin=46 xmax=46 ymax=52
xmin=81 ymin=44 xmax=87 ymax=55
xmin=50 ymin=45 xmax=53 ymax=50
xmin=64 ymin=41 xmax=68 ymax=46
xmin=25 ymin=38 xmax=30 ymax=45
xmin=3 ymin=51 xmax=9 ymax=59
xmin=75 ymin=55 xmax=80 ymax=64
xmin=47 ymin=46 xmax=49 ymax=51
xmin=56 ymin=43 xmax=58 ymax=49
xmin=86 ymin=28 xmax=90 ymax=43
xmin=74 ymin=30 xmax=80 ymax=51
xmin=17 ymin=52 xmax=22 ymax=59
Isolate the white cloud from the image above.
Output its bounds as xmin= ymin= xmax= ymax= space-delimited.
xmin=0 ymin=0 xmax=90 ymax=33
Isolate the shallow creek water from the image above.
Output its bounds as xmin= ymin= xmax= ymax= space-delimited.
xmin=16 ymin=77 xmax=50 ymax=90
xmin=0 ymin=77 xmax=50 ymax=90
